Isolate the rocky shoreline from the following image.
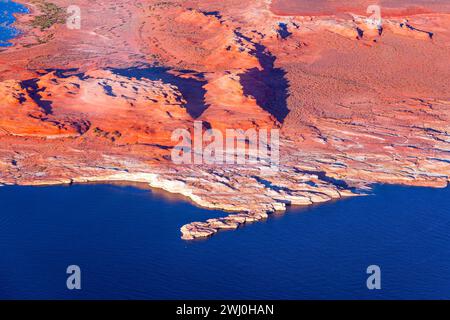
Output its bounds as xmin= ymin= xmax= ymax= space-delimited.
xmin=1 ymin=0 xmax=449 ymax=240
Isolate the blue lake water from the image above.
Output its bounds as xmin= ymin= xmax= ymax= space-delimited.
xmin=0 ymin=0 xmax=449 ymax=300
xmin=0 ymin=183 xmax=449 ymax=299
xmin=0 ymin=0 xmax=28 ymax=47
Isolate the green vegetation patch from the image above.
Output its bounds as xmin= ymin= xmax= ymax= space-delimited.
xmin=31 ymin=1 xmax=66 ymax=31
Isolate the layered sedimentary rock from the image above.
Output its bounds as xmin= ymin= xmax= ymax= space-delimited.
xmin=1 ymin=0 xmax=449 ymax=240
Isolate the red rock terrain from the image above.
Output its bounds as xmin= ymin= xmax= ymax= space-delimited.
xmin=1 ymin=0 xmax=449 ymax=239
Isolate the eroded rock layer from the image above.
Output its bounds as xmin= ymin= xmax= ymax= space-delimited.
xmin=1 ymin=0 xmax=449 ymax=240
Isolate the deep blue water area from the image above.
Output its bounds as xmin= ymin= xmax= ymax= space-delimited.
xmin=0 ymin=184 xmax=449 ymax=299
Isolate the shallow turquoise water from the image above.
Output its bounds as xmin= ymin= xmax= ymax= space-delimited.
xmin=0 ymin=183 xmax=449 ymax=299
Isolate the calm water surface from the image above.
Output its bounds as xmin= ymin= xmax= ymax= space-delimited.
xmin=0 ymin=184 xmax=449 ymax=299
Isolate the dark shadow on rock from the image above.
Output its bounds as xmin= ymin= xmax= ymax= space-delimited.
xmin=38 ymin=68 xmax=88 ymax=80
xmin=99 ymin=82 xmax=117 ymax=97
xmin=356 ymin=27 xmax=364 ymax=39
xmin=238 ymin=32 xmax=290 ymax=123
xmin=277 ymin=23 xmax=292 ymax=39
xmin=403 ymin=22 xmax=434 ymax=39
xmin=20 ymin=78 xmax=53 ymax=114
xmin=201 ymin=10 xmax=223 ymax=20
xmin=294 ymin=168 xmax=358 ymax=192
xmin=109 ymin=66 xmax=208 ymax=118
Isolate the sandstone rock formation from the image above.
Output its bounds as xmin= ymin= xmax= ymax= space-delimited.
xmin=1 ymin=0 xmax=449 ymax=240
